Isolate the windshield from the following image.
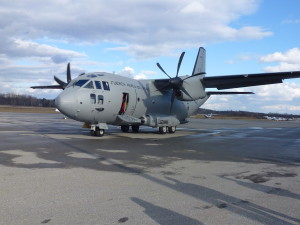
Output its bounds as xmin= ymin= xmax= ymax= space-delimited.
xmin=74 ymin=79 xmax=89 ymax=87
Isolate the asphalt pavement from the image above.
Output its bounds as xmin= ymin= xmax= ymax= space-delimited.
xmin=0 ymin=112 xmax=299 ymax=225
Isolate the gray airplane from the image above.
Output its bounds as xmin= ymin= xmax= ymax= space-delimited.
xmin=31 ymin=47 xmax=300 ymax=137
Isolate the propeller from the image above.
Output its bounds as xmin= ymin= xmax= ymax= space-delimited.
xmin=31 ymin=63 xmax=72 ymax=89
xmin=55 ymin=63 xmax=72 ymax=89
xmin=156 ymin=52 xmax=195 ymax=112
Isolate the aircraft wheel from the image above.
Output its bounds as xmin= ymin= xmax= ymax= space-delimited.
xmin=95 ymin=128 xmax=105 ymax=137
xmin=159 ymin=126 xmax=167 ymax=134
xmin=121 ymin=125 xmax=130 ymax=132
xmin=168 ymin=126 xmax=176 ymax=134
xmin=132 ymin=125 xmax=140 ymax=133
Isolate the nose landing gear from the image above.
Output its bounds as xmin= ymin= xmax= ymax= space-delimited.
xmin=90 ymin=123 xmax=108 ymax=137
xmin=90 ymin=127 xmax=105 ymax=137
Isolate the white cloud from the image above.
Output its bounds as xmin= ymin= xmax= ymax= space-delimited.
xmin=253 ymin=83 xmax=300 ymax=102
xmin=204 ymin=82 xmax=300 ymax=114
xmin=0 ymin=0 xmax=271 ymax=58
xmin=0 ymin=39 xmax=86 ymax=64
xmin=118 ymin=67 xmax=156 ymax=80
xmin=282 ymin=19 xmax=300 ymax=24
xmin=262 ymin=104 xmax=300 ymax=112
xmin=134 ymin=70 xmax=156 ymax=80
xmin=260 ymin=48 xmax=300 ymax=72
xmin=119 ymin=67 xmax=135 ymax=78
xmin=181 ymin=2 xmax=207 ymax=14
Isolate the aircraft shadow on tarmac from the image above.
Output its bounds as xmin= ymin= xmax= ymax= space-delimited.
xmin=131 ymin=197 xmax=204 ymax=225
xmin=139 ymin=175 xmax=300 ymax=225
xmin=1 ymin=140 xmax=299 ymax=224
xmin=221 ymin=176 xmax=300 ymax=200
xmin=1 ymin=115 xmax=300 ymax=224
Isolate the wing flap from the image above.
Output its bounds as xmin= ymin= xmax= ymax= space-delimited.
xmin=202 ymin=71 xmax=300 ymax=90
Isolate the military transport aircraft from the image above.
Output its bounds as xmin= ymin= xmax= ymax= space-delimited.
xmin=31 ymin=47 xmax=300 ymax=137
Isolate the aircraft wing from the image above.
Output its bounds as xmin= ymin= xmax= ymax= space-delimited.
xmin=202 ymin=71 xmax=300 ymax=90
xmin=31 ymin=85 xmax=63 ymax=89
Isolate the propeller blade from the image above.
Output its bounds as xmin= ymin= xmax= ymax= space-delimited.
xmin=156 ymin=63 xmax=171 ymax=79
xmin=170 ymin=91 xmax=176 ymax=113
xmin=67 ymin=63 xmax=71 ymax=83
xmin=176 ymin=52 xmax=185 ymax=77
xmin=54 ymin=75 xmax=67 ymax=88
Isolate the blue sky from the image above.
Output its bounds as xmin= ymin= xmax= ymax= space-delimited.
xmin=1 ymin=0 xmax=300 ymax=114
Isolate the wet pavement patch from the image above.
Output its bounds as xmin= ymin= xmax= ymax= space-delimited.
xmin=241 ymin=174 xmax=269 ymax=183
xmin=217 ymin=203 xmax=227 ymax=208
xmin=118 ymin=217 xmax=129 ymax=223
xmin=41 ymin=219 xmax=51 ymax=224
xmin=240 ymin=172 xmax=297 ymax=183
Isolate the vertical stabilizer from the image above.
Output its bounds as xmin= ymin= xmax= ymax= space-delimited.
xmin=192 ymin=47 xmax=206 ymax=76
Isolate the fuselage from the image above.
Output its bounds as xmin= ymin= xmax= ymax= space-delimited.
xmin=55 ymin=72 xmax=209 ymax=126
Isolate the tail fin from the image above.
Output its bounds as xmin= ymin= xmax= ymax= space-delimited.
xmin=192 ymin=47 xmax=206 ymax=76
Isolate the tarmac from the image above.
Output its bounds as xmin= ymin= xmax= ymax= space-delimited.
xmin=0 ymin=112 xmax=299 ymax=225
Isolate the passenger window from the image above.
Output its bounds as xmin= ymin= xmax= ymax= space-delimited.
xmin=90 ymin=94 xmax=96 ymax=104
xmin=102 ymin=81 xmax=110 ymax=91
xmin=95 ymin=81 xmax=102 ymax=89
xmin=84 ymin=81 xmax=94 ymax=89
xmin=98 ymin=95 xmax=104 ymax=104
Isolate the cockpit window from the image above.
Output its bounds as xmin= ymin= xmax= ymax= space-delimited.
xmin=74 ymin=79 xmax=89 ymax=87
xmin=102 ymin=81 xmax=110 ymax=91
xmin=95 ymin=81 xmax=102 ymax=89
xmin=83 ymin=81 xmax=94 ymax=89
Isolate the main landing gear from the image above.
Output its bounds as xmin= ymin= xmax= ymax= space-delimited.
xmin=159 ymin=126 xmax=176 ymax=134
xmin=121 ymin=125 xmax=140 ymax=133
xmin=121 ymin=125 xmax=176 ymax=134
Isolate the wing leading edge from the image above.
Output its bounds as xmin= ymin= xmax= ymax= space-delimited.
xmin=202 ymin=71 xmax=300 ymax=90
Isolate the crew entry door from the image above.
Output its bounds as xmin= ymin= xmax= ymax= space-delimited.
xmin=118 ymin=91 xmax=137 ymax=116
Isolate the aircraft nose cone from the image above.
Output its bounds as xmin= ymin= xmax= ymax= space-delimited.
xmin=55 ymin=91 xmax=77 ymax=119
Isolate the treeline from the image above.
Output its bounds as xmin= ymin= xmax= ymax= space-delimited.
xmin=0 ymin=93 xmax=55 ymax=107
xmin=195 ymin=108 xmax=300 ymax=118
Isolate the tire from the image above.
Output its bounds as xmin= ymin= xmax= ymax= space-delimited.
xmin=132 ymin=125 xmax=140 ymax=133
xmin=90 ymin=130 xmax=96 ymax=136
xmin=95 ymin=128 xmax=105 ymax=137
xmin=121 ymin=125 xmax=130 ymax=132
xmin=168 ymin=126 xmax=176 ymax=134
xmin=159 ymin=126 xmax=167 ymax=134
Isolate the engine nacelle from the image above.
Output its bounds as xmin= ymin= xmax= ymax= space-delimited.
xmin=176 ymin=76 xmax=206 ymax=101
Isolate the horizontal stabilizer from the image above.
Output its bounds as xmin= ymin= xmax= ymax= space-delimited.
xmin=207 ymin=91 xmax=254 ymax=95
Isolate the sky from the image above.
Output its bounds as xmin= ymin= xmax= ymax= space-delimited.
xmin=1 ymin=0 xmax=300 ymax=114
